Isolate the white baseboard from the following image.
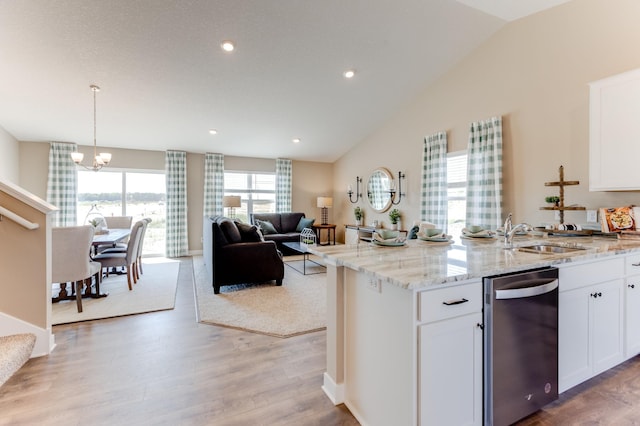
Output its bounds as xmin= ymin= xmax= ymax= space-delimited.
xmin=322 ymin=371 xmax=345 ymax=405
xmin=0 ymin=312 xmax=54 ymax=358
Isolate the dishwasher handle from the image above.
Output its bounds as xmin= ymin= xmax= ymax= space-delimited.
xmin=495 ymin=278 xmax=558 ymax=300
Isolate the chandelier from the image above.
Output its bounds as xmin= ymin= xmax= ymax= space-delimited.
xmin=71 ymin=85 xmax=112 ymax=171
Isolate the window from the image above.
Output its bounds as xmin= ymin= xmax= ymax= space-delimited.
xmin=447 ymin=151 xmax=467 ymax=236
xmin=77 ymin=170 xmax=166 ymax=256
xmin=224 ymin=171 xmax=276 ymax=222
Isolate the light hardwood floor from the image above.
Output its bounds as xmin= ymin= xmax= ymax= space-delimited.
xmin=0 ymin=258 xmax=357 ymax=426
xmin=2 ymin=257 xmax=640 ymax=425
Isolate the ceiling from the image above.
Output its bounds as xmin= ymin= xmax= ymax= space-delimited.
xmin=0 ymin=0 xmax=570 ymax=163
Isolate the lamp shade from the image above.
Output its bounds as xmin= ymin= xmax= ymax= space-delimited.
xmin=317 ymin=197 xmax=333 ymax=208
xmin=222 ymin=195 xmax=241 ymax=208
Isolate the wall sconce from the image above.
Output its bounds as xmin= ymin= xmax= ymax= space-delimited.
xmin=317 ymin=197 xmax=333 ymax=225
xmin=347 ymin=176 xmax=362 ymax=203
xmin=390 ymin=171 xmax=406 ymax=205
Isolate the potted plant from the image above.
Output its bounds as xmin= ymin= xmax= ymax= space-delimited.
xmin=354 ymin=206 xmax=364 ymax=225
xmin=389 ymin=208 xmax=401 ymax=230
xmin=545 ymin=196 xmax=560 ymax=207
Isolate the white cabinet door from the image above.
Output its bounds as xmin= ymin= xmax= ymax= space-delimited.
xmin=419 ymin=312 xmax=483 ymax=426
xmin=559 ymin=287 xmax=591 ymax=392
xmin=591 ymin=279 xmax=624 ymax=375
xmin=625 ymin=276 xmax=640 ymax=358
xmin=559 ymin=279 xmax=623 ymax=392
xmin=589 ymin=67 xmax=640 ymax=191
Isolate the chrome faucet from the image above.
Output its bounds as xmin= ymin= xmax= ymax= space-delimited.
xmin=503 ymin=213 xmax=532 ymax=247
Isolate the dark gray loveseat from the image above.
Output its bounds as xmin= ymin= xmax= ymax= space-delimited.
xmin=250 ymin=212 xmax=312 ymax=254
xmin=203 ymin=215 xmax=284 ymax=294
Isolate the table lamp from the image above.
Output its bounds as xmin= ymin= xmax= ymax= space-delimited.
xmin=317 ymin=197 xmax=333 ymax=225
xmin=222 ymin=195 xmax=241 ymax=219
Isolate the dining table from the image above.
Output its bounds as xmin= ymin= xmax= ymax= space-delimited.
xmin=91 ymin=228 xmax=131 ymax=255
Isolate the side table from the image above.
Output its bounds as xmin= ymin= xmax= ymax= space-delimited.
xmin=312 ymin=224 xmax=336 ymax=245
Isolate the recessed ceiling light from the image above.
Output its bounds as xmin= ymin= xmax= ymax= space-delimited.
xmin=209 ymin=129 xmax=218 ymax=135
xmin=344 ymin=69 xmax=356 ymax=79
xmin=292 ymin=138 xmax=301 ymax=143
xmin=221 ymin=40 xmax=235 ymax=52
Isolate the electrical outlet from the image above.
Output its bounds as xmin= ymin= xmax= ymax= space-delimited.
xmin=554 ymin=210 xmax=561 ymax=221
xmin=587 ymin=210 xmax=598 ymax=223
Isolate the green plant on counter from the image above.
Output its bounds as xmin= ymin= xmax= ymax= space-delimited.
xmin=545 ymin=196 xmax=560 ymax=205
xmin=389 ymin=208 xmax=401 ymax=224
xmin=354 ymin=206 xmax=363 ymax=221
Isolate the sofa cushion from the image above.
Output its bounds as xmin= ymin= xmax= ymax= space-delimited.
xmin=252 ymin=213 xmax=282 ymax=232
xmin=280 ymin=213 xmax=305 ymax=233
xmin=220 ymin=220 xmax=242 ymax=244
xmin=256 ymin=219 xmax=278 ymax=235
xmin=296 ymin=217 xmax=315 ymax=232
xmin=236 ymin=222 xmax=264 ymax=242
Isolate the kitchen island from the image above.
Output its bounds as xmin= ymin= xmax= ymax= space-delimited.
xmin=308 ymin=235 xmax=640 ymax=426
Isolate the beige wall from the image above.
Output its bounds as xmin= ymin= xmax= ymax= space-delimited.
xmin=0 ymin=125 xmax=19 ymax=183
xmin=333 ymin=0 xmax=640 ymax=241
xmin=17 ymin=141 xmax=333 ymax=253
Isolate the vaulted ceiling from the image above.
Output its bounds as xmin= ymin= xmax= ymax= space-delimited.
xmin=0 ymin=0 xmax=570 ymax=162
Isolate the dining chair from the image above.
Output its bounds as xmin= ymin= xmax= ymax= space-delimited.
xmin=93 ymin=220 xmax=145 ymax=290
xmin=52 ymin=225 xmax=102 ymax=313
xmin=134 ymin=218 xmax=151 ymax=280
xmin=104 ymin=216 xmax=133 ymax=229
xmin=97 ymin=218 xmax=151 ymax=281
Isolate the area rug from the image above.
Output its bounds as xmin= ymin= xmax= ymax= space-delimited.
xmin=52 ymin=257 xmax=180 ymax=325
xmin=192 ymin=256 xmax=326 ymax=338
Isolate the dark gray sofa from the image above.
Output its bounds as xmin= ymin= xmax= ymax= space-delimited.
xmin=203 ymin=215 xmax=284 ymax=294
xmin=250 ymin=212 xmax=311 ymax=254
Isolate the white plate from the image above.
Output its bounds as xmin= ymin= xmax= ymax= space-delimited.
xmin=418 ymin=235 xmax=453 ymax=242
xmin=371 ymin=240 xmax=406 ymax=247
xmin=461 ymin=234 xmax=496 ymax=240
xmin=419 ymin=239 xmax=454 ymax=245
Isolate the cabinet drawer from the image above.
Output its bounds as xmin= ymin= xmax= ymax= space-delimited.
xmin=418 ymin=281 xmax=482 ymax=323
xmin=626 ymin=254 xmax=640 ymax=276
xmin=559 ymin=258 xmax=624 ymax=292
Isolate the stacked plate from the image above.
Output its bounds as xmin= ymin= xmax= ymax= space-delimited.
xmin=371 ymin=229 xmax=407 ymax=247
xmin=461 ymin=227 xmax=496 ymax=240
xmin=417 ymin=232 xmax=454 ymax=244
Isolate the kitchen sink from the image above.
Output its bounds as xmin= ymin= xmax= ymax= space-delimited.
xmin=517 ymin=244 xmax=586 ymax=254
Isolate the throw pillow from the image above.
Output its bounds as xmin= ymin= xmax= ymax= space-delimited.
xmin=236 ymin=222 xmax=264 ymax=242
xmin=296 ymin=217 xmax=315 ymax=232
xmin=256 ymin=219 xmax=278 ymax=235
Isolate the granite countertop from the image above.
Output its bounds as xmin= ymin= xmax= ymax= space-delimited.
xmin=307 ymin=235 xmax=640 ymax=291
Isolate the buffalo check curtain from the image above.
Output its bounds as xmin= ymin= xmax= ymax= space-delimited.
xmin=165 ymin=150 xmax=189 ymax=257
xmin=203 ymin=153 xmax=224 ymax=218
xmin=46 ymin=142 xmax=78 ymax=227
xmin=421 ymin=132 xmax=448 ymax=230
xmin=275 ymin=158 xmax=292 ymax=213
xmin=465 ymin=116 xmax=503 ymax=230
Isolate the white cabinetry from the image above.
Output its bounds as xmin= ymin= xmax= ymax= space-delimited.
xmin=418 ymin=281 xmax=483 ymax=426
xmin=558 ymin=258 xmax=624 ymax=392
xmin=625 ymin=254 xmax=640 ymax=358
xmin=589 ymin=67 xmax=640 ymax=191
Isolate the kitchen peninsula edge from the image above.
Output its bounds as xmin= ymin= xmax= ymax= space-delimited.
xmin=308 ymin=236 xmax=640 ymax=426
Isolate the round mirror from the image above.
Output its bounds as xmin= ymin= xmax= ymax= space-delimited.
xmin=367 ymin=168 xmax=393 ymax=212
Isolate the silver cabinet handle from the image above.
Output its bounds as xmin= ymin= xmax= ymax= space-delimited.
xmin=442 ymin=298 xmax=468 ymax=306
xmin=495 ymin=279 xmax=558 ymax=300
xmin=632 ymin=262 xmax=640 ymax=267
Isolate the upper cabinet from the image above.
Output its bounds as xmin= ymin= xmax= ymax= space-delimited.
xmin=590 ymin=68 xmax=640 ymax=191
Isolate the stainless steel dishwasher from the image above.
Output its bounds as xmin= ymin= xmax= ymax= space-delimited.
xmin=484 ymin=267 xmax=559 ymax=426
